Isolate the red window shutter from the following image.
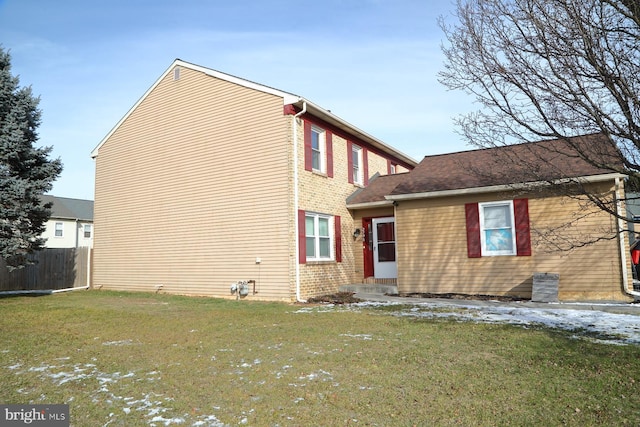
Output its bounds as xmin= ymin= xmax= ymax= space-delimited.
xmin=347 ymin=141 xmax=354 ymax=184
xmin=326 ymin=131 xmax=333 ymax=177
xmin=514 ymin=198 xmax=532 ymax=256
xmin=298 ymin=210 xmax=307 ymax=264
xmin=363 ymin=149 xmax=369 ymax=186
xmin=304 ymin=121 xmax=312 ymax=171
xmin=335 ymin=215 xmax=342 ymax=262
xmin=465 ymin=203 xmax=482 ymax=258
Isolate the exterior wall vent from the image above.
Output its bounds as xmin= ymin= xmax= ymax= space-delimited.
xmin=173 ymin=66 xmax=180 ymax=81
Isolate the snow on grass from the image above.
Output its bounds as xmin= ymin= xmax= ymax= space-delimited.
xmin=295 ymin=299 xmax=640 ymax=345
xmin=6 ymin=359 xmax=227 ymax=426
xmin=351 ymin=300 xmax=640 ymax=345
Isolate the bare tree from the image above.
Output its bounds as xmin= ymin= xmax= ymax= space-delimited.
xmin=439 ymin=0 xmax=640 ymax=248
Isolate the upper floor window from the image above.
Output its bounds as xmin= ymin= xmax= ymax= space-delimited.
xmin=55 ymin=222 xmax=63 ymax=237
xmin=311 ymin=126 xmax=326 ymax=173
xmin=352 ymin=144 xmax=363 ymax=185
xmin=84 ymin=224 xmax=92 ymax=238
xmin=304 ymin=120 xmax=333 ymax=177
xmin=390 ymin=163 xmax=397 ymax=174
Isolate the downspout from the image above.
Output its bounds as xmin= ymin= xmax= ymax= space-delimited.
xmin=75 ymin=219 xmax=79 ymax=248
xmin=293 ymin=101 xmax=307 ymax=302
xmin=615 ymin=177 xmax=640 ymax=297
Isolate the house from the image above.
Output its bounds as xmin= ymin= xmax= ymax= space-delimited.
xmin=90 ymin=59 xmax=416 ymax=300
xmin=349 ymin=134 xmax=634 ymax=301
xmin=40 ymin=195 xmax=94 ymax=249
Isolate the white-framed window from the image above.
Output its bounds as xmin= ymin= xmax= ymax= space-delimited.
xmin=54 ymin=222 xmax=63 ymax=237
xmin=479 ymin=201 xmax=517 ymax=256
xmin=352 ymin=144 xmax=363 ymax=185
xmin=83 ymin=224 xmax=92 ymax=238
xmin=311 ymin=125 xmax=326 ymax=173
xmin=305 ymin=212 xmax=333 ymax=261
xmin=390 ymin=163 xmax=397 ymax=174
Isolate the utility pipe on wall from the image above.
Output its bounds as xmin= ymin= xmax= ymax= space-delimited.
xmin=293 ymin=100 xmax=307 ymax=303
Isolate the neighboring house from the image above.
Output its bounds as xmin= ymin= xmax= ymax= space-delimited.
xmin=40 ymin=195 xmax=94 ymax=249
xmin=91 ymin=59 xmax=416 ymax=301
xmin=349 ymin=134 xmax=633 ymax=301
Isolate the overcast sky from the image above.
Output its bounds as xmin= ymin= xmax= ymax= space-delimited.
xmin=0 ymin=0 xmax=474 ymax=200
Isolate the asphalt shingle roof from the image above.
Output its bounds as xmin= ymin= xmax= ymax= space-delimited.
xmin=391 ymin=133 xmax=621 ymax=196
xmin=347 ymin=134 xmax=622 ymax=206
xmin=40 ymin=195 xmax=94 ymax=221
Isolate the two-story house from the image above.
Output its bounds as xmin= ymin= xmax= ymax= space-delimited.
xmin=91 ymin=59 xmax=416 ymax=301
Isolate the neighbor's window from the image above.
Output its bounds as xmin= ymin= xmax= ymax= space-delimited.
xmin=55 ymin=222 xmax=63 ymax=237
xmin=479 ymin=201 xmax=516 ymax=256
xmin=311 ymin=125 xmax=326 ymax=172
xmin=390 ymin=163 xmax=397 ymax=174
xmin=305 ymin=212 xmax=333 ymax=261
xmin=352 ymin=144 xmax=363 ymax=185
xmin=84 ymin=224 xmax=92 ymax=238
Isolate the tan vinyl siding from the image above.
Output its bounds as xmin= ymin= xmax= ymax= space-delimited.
xmin=395 ymin=184 xmax=630 ymax=301
xmin=94 ymin=66 xmax=291 ymax=299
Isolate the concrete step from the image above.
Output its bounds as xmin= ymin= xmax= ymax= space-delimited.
xmin=339 ymin=284 xmax=398 ymax=295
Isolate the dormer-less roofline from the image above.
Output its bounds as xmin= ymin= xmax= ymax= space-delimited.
xmin=384 ymin=172 xmax=627 ymax=202
xmin=286 ymin=98 xmax=416 ymax=168
xmin=91 ymin=59 xmax=418 ymax=167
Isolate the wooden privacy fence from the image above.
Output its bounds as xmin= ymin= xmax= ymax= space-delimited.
xmin=0 ymin=247 xmax=90 ymax=291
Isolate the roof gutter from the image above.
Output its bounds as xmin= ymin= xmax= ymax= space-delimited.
xmin=293 ymin=100 xmax=307 ymax=303
xmin=385 ymin=173 xmax=627 ymax=202
xmin=346 ymin=200 xmax=394 ymax=210
xmin=290 ymin=98 xmax=417 ymax=169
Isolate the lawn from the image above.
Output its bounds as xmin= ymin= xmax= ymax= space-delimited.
xmin=1 ymin=290 xmax=640 ymax=426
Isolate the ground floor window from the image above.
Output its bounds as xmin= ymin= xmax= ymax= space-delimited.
xmin=305 ymin=212 xmax=333 ymax=261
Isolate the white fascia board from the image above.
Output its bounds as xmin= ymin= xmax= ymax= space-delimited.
xmin=346 ymin=200 xmax=394 ymax=210
xmin=385 ymin=173 xmax=627 ymax=202
xmin=287 ymin=98 xmax=418 ymax=168
xmin=91 ymin=59 xmax=299 ymax=158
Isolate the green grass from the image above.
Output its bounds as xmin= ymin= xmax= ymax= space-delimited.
xmin=1 ymin=291 xmax=640 ymax=426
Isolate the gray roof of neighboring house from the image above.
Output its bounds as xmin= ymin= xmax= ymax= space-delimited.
xmin=40 ymin=195 xmax=94 ymax=221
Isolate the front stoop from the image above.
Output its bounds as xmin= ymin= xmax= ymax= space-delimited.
xmin=339 ymin=284 xmax=398 ymax=295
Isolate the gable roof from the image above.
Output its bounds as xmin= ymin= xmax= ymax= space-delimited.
xmin=90 ymin=59 xmax=417 ymax=168
xmin=41 ymin=195 xmax=94 ymax=221
xmin=387 ymin=133 xmax=624 ymax=201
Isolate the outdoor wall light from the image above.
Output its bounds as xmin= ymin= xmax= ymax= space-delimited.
xmin=353 ymin=228 xmax=361 ymax=238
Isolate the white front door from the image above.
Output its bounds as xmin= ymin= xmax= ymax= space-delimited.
xmin=372 ymin=217 xmax=397 ymax=279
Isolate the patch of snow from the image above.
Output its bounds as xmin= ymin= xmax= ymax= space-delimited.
xmin=150 ymin=415 xmax=185 ymax=425
xmin=296 ymin=300 xmax=640 ymax=345
xmin=102 ymin=339 xmax=135 ymax=346
xmin=340 ymin=333 xmax=373 ymax=340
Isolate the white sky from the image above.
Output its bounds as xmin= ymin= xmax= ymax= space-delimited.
xmin=0 ymin=0 xmax=474 ymax=200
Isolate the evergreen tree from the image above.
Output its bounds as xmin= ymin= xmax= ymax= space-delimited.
xmin=0 ymin=47 xmax=62 ymax=270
